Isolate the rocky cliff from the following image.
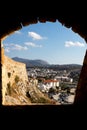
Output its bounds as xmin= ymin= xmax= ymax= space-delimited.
xmin=1 ymin=46 xmax=55 ymax=105
xmin=1 ymin=46 xmax=30 ymax=105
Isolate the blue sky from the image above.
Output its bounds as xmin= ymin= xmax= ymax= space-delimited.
xmin=2 ymin=21 xmax=87 ymax=65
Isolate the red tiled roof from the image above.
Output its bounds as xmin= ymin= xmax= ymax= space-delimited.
xmin=44 ymin=80 xmax=59 ymax=83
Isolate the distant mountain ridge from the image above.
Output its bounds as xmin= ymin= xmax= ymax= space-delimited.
xmin=12 ymin=57 xmax=49 ymax=67
xmin=12 ymin=57 xmax=82 ymax=70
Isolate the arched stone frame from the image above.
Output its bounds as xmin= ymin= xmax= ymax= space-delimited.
xmin=0 ymin=16 xmax=87 ymax=106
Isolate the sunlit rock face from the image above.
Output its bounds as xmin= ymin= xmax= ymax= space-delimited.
xmin=1 ymin=46 xmax=29 ymax=105
xmin=1 ymin=47 xmax=55 ymax=105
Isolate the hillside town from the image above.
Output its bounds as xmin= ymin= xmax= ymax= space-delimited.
xmin=27 ymin=67 xmax=79 ymax=104
xmin=2 ymin=43 xmax=81 ymax=105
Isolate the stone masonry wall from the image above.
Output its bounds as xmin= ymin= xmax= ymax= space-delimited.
xmin=2 ymin=48 xmax=28 ymax=104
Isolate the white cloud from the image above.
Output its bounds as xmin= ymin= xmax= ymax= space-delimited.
xmin=28 ymin=32 xmax=44 ymax=40
xmin=5 ymin=48 xmax=10 ymax=53
xmin=24 ymin=42 xmax=42 ymax=48
xmin=12 ymin=44 xmax=28 ymax=50
xmin=15 ymin=31 xmax=21 ymax=34
xmin=4 ymin=43 xmax=28 ymax=52
xmin=65 ymin=41 xmax=85 ymax=47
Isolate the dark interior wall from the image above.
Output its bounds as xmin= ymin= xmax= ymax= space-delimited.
xmin=0 ymin=14 xmax=87 ymax=42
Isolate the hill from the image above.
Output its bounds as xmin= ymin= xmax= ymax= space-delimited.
xmin=12 ymin=57 xmax=49 ymax=67
xmin=49 ymin=64 xmax=82 ymax=71
xmin=12 ymin=57 xmax=82 ymax=71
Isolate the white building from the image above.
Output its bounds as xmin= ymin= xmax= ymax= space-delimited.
xmin=44 ymin=79 xmax=59 ymax=88
xmin=38 ymin=79 xmax=59 ymax=93
xmin=38 ymin=83 xmax=47 ymax=92
xmin=55 ymin=76 xmax=73 ymax=82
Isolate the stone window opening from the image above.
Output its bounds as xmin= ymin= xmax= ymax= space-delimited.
xmin=0 ymin=17 xmax=86 ymax=106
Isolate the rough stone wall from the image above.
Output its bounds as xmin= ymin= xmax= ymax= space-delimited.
xmin=1 ymin=47 xmax=4 ymax=65
xmin=2 ymin=64 xmax=8 ymax=104
xmin=2 ymin=48 xmax=28 ymax=104
xmin=4 ymin=55 xmax=28 ymax=85
xmin=0 ymin=40 xmax=2 ymax=105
